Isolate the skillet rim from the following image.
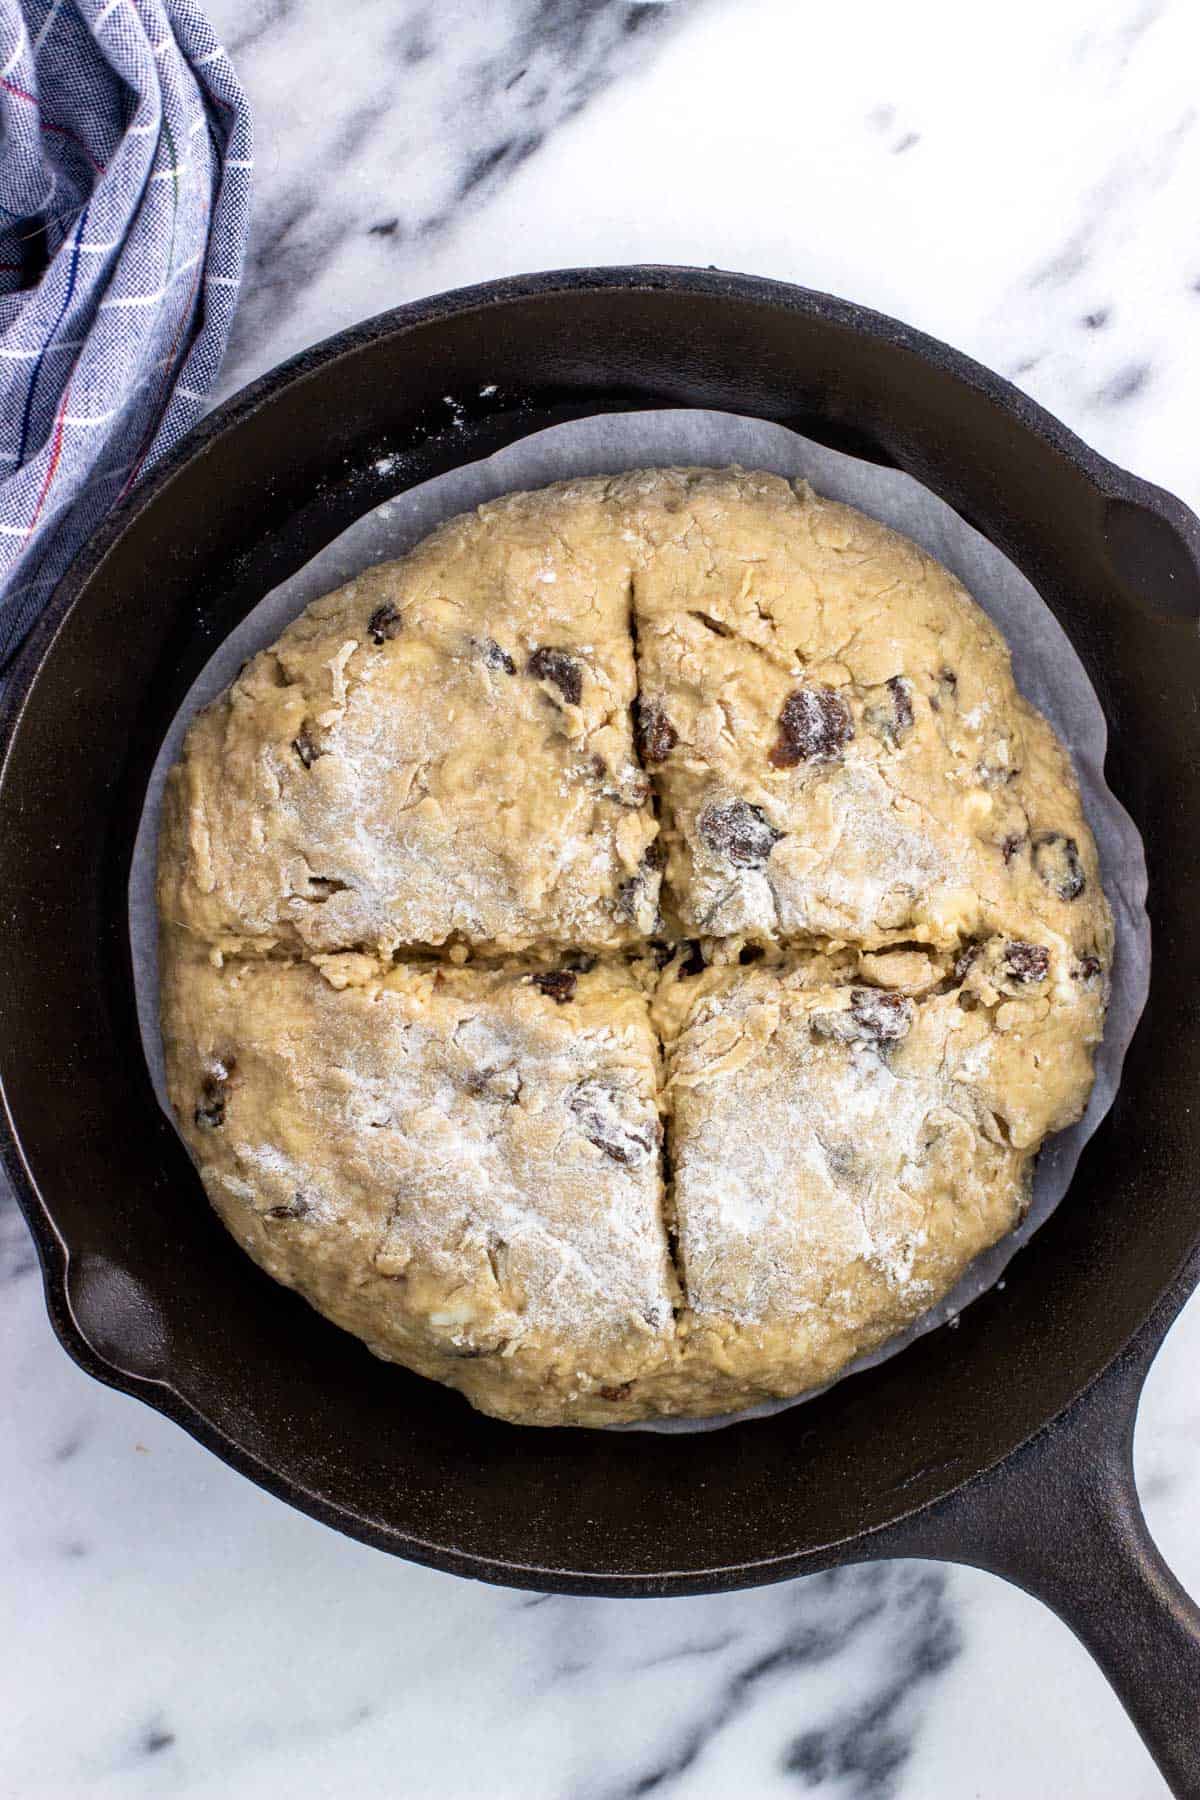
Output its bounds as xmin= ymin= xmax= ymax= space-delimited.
xmin=0 ymin=263 xmax=1194 ymax=1594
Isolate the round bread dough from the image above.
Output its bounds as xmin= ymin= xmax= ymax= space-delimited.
xmin=159 ymin=468 xmax=1113 ymax=1426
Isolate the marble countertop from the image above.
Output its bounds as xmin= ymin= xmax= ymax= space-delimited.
xmin=4 ymin=1 xmax=1199 ymax=1794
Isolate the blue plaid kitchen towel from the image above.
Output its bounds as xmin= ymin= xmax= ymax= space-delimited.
xmin=0 ymin=0 xmax=251 ymax=667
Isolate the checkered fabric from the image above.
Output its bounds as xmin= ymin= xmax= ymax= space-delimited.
xmin=0 ymin=0 xmax=251 ymax=667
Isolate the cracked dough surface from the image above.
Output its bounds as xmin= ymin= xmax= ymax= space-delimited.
xmin=159 ymin=468 xmax=1113 ymax=1426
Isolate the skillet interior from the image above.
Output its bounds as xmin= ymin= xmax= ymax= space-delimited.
xmin=1 ymin=268 xmax=1197 ymax=1594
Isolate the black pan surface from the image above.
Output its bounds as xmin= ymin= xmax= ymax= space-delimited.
xmin=1 ymin=268 xmax=1199 ymax=1788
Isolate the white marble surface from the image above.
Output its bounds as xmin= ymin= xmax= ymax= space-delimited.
xmin=4 ymin=0 xmax=1200 ymax=1794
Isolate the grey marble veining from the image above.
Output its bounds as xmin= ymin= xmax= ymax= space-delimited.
xmin=4 ymin=1 xmax=1199 ymax=1794
xmin=218 ymin=0 xmax=701 ymax=392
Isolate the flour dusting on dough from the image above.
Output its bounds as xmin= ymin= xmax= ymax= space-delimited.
xmin=158 ymin=470 xmax=1112 ymax=1426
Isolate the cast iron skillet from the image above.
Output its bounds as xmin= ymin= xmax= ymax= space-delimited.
xmin=1 ymin=268 xmax=1198 ymax=1792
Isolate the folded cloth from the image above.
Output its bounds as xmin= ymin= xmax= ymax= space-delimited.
xmin=0 ymin=0 xmax=251 ymax=667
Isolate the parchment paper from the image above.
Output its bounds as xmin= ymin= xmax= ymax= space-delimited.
xmin=130 ymin=411 xmax=1151 ymax=1432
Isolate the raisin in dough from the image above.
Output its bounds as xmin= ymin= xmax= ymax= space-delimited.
xmin=161 ymin=947 xmax=677 ymax=1426
xmin=159 ymin=481 xmax=659 ymax=957
xmin=158 ymin=467 xmax=1114 ymax=1426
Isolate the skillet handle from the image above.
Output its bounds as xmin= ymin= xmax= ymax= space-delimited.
xmin=871 ymin=1261 xmax=1200 ymax=1796
xmin=1099 ymin=469 xmax=1200 ymax=622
